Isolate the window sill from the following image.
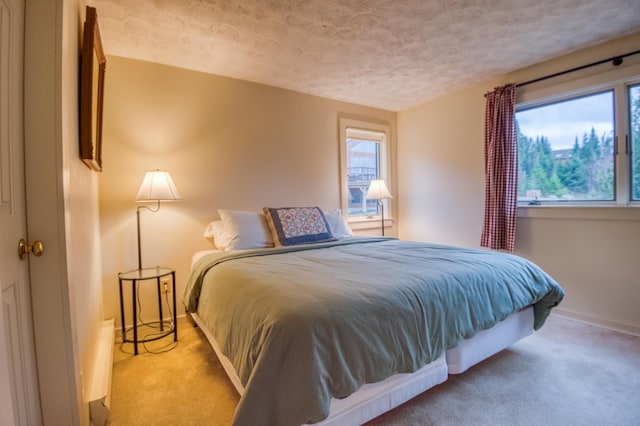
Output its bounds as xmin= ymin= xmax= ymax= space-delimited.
xmin=347 ymin=216 xmax=394 ymax=230
xmin=517 ymin=205 xmax=640 ymax=221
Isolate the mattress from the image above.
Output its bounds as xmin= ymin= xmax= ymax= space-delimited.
xmin=446 ymin=306 xmax=534 ymax=374
xmin=190 ymin=249 xmax=221 ymax=269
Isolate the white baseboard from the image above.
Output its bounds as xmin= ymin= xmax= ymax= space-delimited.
xmin=552 ymin=309 xmax=640 ymax=337
xmin=88 ymin=318 xmax=115 ymax=426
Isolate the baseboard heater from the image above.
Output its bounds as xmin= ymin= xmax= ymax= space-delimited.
xmin=88 ymin=318 xmax=115 ymax=425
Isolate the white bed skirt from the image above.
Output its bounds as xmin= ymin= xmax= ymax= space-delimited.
xmin=190 ymin=305 xmax=534 ymax=425
xmin=314 ymin=356 xmax=447 ymax=426
xmin=445 ymin=307 xmax=534 ymax=374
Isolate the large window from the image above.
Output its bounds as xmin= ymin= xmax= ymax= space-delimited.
xmin=339 ymin=118 xmax=391 ymax=220
xmin=516 ymin=77 xmax=640 ymax=205
xmin=516 ymin=91 xmax=615 ymax=202
xmin=630 ymin=84 xmax=640 ymax=200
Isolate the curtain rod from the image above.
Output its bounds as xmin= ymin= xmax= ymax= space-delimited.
xmin=516 ymin=49 xmax=640 ymax=88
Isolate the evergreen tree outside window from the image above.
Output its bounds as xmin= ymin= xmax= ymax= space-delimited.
xmin=516 ymin=91 xmax=615 ymax=202
xmin=630 ymin=84 xmax=640 ymax=200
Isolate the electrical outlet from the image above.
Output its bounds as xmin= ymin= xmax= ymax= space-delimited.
xmin=161 ymin=278 xmax=171 ymax=294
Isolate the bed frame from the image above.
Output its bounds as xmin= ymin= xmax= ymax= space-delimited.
xmin=191 ymin=306 xmax=534 ymax=425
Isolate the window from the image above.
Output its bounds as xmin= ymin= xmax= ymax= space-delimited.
xmin=346 ymin=137 xmax=380 ymax=215
xmin=516 ymin=74 xmax=640 ymax=206
xmin=516 ymin=91 xmax=615 ymax=202
xmin=630 ymin=84 xmax=640 ymax=200
xmin=339 ymin=118 xmax=391 ymax=221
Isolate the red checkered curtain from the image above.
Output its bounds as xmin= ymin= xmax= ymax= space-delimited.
xmin=481 ymin=83 xmax=518 ymax=252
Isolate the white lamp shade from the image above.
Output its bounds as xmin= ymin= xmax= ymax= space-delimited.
xmin=365 ymin=179 xmax=393 ymax=200
xmin=135 ymin=170 xmax=182 ymax=202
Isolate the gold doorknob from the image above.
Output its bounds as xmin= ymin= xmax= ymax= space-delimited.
xmin=18 ymin=239 xmax=45 ymax=260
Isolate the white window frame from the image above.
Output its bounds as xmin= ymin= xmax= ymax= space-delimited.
xmin=515 ymin=59 xmax=640 ymax=217
xmin=338 ymin=117 xmax=392 ymax=228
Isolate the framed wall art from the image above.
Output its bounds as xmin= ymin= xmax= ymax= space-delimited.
xmin=79 ymin=6 xmax=106 ymax=172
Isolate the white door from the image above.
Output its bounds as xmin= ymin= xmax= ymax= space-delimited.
xmin=0 ymin=0 xmax=43 ymax=424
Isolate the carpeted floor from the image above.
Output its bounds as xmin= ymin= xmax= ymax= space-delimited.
xmin=109 ymin=315 xmax=640 ymax=425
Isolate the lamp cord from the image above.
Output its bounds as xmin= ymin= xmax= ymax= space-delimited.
xmin=126 ymin=280 xmax=177 ymax=355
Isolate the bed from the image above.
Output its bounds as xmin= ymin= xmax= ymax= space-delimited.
xmin=184 ymin=208 xmax=564 ymax=426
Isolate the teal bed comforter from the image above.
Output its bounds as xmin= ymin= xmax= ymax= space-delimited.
xmin=183 ymin=237 xmax=564 ymax=426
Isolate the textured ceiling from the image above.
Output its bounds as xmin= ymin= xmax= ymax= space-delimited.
xmin=90 ymin=0 xmax=640 ymax=111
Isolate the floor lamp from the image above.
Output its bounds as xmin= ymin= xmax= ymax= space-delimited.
xmin=366 ymin=179 xmax=393 ymax=236
xmin=135 ymin=170 xmax=181 ymax=270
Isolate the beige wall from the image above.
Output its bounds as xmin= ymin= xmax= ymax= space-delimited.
xmin=397 ymin=83 xmax=489 ymax=248
xmin=63 ymin=1 xmax=105 ymax=423
xmin=99 ymin=57 xmax=397 ymax=326
xmin=398 ymin=32 xmax=640 ymax=335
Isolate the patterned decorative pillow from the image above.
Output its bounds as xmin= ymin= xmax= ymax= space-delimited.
xmin=263 ymin=207 xmax=337 ymax=247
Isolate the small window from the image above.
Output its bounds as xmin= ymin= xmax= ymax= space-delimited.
xmin=339 ymin=118 xmax=391 ymax=220
xmin=347 ymin=134 xmax=381 ymax=216
xmin=516 ymin=91 xmax=615 ymax=203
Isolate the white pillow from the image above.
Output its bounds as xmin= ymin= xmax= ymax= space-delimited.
xmin=218 ymin=209 xmax=274 ymax=250
xmin=203 ymin=220 xmax=230 ymax=250
xmin=323 ymin=209 xmax=354 ymax=239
